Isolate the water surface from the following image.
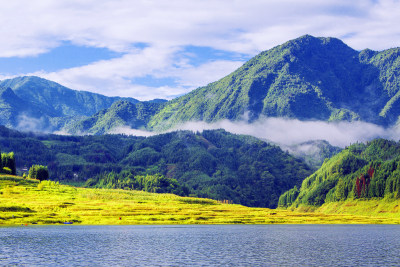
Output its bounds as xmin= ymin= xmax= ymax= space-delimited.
xmin=0 ymin=225 xmax=399 ymax=266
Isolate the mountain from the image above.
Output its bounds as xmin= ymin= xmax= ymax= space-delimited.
xmin=0 ymin=76 xmax=141 ymax=131
xmin=148 ymin=35 xmax=400 ymax=130
xmin=66 ymin=100 xmax=166 ymax=135
xmin=2 ymin=35 xmax=400 ymax=135
xmin=0 ymin=76 xmax=139 ymax=117
xmin=0 ymin=126 xmax=312 ymax=208
xmin=0 ymin=86 xmax=49 ymax=129
xmin=278 ymin=139 xmax=400 ymax=208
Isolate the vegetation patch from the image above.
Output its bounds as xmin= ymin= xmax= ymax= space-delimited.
xmin=1 ymin=175 xmax=399 ymax=225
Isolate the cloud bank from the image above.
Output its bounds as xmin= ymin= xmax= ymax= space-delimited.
xmin=110 ymin=118 xmax=400 ymax=148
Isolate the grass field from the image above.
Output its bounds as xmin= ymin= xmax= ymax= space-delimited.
xmin=1 ymin=175 xmax=399 ymax=225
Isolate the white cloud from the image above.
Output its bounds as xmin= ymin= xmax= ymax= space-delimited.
xmin=107 ymin=126 xmax=156 ymax=137
xmin=106 ymin=117 xmax=400 ymax=148
xmin=34 ymin=48 xmax=244 ymax=99
xmin=169 ymin=118 xmax=400 ymax=148
xmin=1 ymin=0 xmax=400 ymax=99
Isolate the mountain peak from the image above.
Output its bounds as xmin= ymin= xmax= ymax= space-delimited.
xmin=280 ymin=35 xmax=352 ymax=53
xmin=149 ymin=35 xmax=400 ymax=130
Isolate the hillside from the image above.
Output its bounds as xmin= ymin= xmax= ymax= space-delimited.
xmin=3 ymin=175 xmax=396 ymax=225
xmin=279 ymin=139 xmax=400 ymax=208
xmin=0 ymin=76 xmax=143 ymax=131
xmin=148 ymin=35 xmax=400 ymax=130
xmin=0 ymin=126 xmax=312 ymax=208
xmin=66 ymin=100 xmax=166 ymax=135
xmin=0 ymin=86 xmax=48 ymax=128
xmin=0 ymin=76 xmax=139 ymax=117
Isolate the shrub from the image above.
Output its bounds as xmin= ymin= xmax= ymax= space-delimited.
xmin=2 ymin=167 xmax=12 ymax=175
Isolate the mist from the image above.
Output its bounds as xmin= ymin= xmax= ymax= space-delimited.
xmin=107 ymin=118 xmax=400 ymax=148
xmin=16 ymin=114 xmax=52 ymax=133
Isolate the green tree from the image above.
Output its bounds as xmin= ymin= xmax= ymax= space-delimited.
xmin=335 ymin=178 xmax=346 ymax=200
xmin=1 ymin=152 xmax=16 ymax=175
xmin=29 ymin=165 xmax=49 ymax=181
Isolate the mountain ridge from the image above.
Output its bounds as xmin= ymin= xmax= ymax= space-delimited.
xmin=1 ymin=35 xmax=400 ymax=134
xmin=148 ymin=35 xmax=400 ymax=130
xmin=0 ymin=76 xmax=164 ymax=131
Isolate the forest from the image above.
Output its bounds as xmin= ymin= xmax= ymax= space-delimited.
xmin=279 ymin=139 xmax=400 ymax=207
xmin=0 ymin=126 xmax=312 ymax=208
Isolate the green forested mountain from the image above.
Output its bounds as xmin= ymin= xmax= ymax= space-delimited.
xmin=0 ymin=126 xmax=312 ymax=207
xmin=0 ymin=76 xmax=140 ymax=131
xmin=148 ymin=35 xmax=400 ymax=130
xmin=279 ymin=139 xmax=400 ymax=208
xmin=66 ymin=100 xmax=166 ymax=135
xmin=0 ymin=76 xmax=139 ymax=116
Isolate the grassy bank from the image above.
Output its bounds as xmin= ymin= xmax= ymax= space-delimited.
xmin=1 ymin=175 xmax=399 ymax=225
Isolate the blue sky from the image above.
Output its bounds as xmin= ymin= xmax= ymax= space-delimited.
xmin=0 ymin=0 xmax=399 ymax=100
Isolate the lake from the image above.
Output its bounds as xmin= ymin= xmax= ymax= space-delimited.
xmin=0 ymin=225 xmax=399 ymax=266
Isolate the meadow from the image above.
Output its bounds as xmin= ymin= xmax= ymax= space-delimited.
xmin=1 ymin=175 xmax=399 ymax=225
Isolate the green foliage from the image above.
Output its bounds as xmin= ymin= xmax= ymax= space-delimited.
xmin=87 ymin=171 xmax=189 ymax=196
xmin=1 ymin=152 xmax=16 ymax=175
xmin=278 ymin=186 xmax=299 ymax=207
xmin=280 ymin=139 xmax=400 ymax=208
xmin=2 ymin=167 xmax=12 ymax=175
xmin=28 ymin=165 xmax=49 ymax=181
xmin=0 ymin=126 xmax=312 ymax=208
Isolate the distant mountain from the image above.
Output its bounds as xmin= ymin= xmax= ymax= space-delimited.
xmin=279 ymin=139 xmax=400 ymax=208
xmin=0 ymin=86 xmax=48 ymax=129
xmin=0 ymin=76 xmax=161 ymax=132
xmin=148 ymin=35 xmax=400 ymax=130
xmin=66 ymin=100 xmax=166 ymax=135
xmin=0 ymin=126 xmax=312 ymax=208
xmin=0 ymin=76 xmax=139 ymax=116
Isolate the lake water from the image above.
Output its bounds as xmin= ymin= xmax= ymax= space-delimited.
xmin=0 ymin=225 xmax=399 ymax=266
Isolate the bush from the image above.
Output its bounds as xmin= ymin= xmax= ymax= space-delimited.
xmin=2 ymin=167 xmax=12 ymax=175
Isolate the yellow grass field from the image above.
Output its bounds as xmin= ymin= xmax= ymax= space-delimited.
xmin=1 ymin=175 xmax=399 ymax=225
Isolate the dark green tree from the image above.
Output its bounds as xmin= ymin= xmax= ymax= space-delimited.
xmin=0 ymin=147 xmax=2 ymax=171
xmin=29 ymin=165 xmax=49 ymax=181
xmin=1 ymin=152 xmax=16 ymax=175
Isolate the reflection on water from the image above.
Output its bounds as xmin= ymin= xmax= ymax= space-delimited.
xmin=0 ymin=225 xmax=399 ymax=266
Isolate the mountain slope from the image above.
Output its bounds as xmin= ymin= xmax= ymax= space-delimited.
xmin=0 ymin=76 xmax=139 ymax=117
xmin=0 ymin=76 xmax=164 ymax=132
xmin=66 ymin=100 xmax=166 ymax=135
xmin=0 ymin=126 xmax=312 ymax=208
xmin=148 ymin=35 xmax=400 ymax=130
xmin=278 ymin=139 xmax=400 ymax=208
xmin=0 ymin=86 xmax=49 ymax=129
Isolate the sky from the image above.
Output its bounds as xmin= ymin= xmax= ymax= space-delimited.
xmin=0 ymin=0 xmax=400 ymax=100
